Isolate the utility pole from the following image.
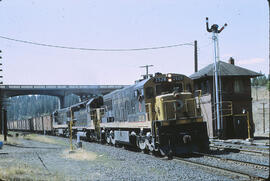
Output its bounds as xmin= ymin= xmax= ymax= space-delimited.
xmin=206 ymin=17 xmax=227 ymax=139
xmin=69 ymin=108 xmax=73 ymax=151
xmin=0 ymin=50 xmax=3 ymax=137
xmin=0 ymin=50 xmax=2 ymax=84
xmin=140 ymin=65 xmax=153 ymax=79
xmin=3 ymin=109 xmax=7 ymax=141
xmin=0 ymin=105 xmax=2 ymax=135
xmin=260 ymin=102 xmax=266 ymax=133
xmin=194 ymin=40 xmax=198 ymax=72
xmin=268 ymin=1 xmax=270 ymax=136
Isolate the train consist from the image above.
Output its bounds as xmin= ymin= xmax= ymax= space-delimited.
xmin=8 ymin=73 xmax=209 ymax=156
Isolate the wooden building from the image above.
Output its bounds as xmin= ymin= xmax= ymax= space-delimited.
xmin=190 ymin=58 xmax=261 ymax=139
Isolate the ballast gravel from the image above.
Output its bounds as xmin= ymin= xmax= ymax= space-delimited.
xmin=0 ymin=134 xmax=268 ymax=180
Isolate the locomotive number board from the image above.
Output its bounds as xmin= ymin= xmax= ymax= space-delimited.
xmin=154 ymin=75 xmax=184 ymax=83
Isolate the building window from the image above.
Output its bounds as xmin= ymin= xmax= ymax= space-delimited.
xmin=234 ymin=79 xmax=244 ymax=93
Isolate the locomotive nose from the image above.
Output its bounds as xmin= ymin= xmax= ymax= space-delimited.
xmin=183 ymin=135 xmax=192 ymax=144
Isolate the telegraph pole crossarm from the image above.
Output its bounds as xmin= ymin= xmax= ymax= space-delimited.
xmin=139 ymin=65 xmax=153 ymax=79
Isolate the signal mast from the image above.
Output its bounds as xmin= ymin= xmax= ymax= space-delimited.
xmin=206 ymin=17 xmax=227 ymax=138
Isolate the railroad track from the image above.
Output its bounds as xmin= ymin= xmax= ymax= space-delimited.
xmin=173 ymin=155 xmax=268 ymax=180
xmin=193 ymin=152 xmax=269 ymax=171
xmin=210 ymin=144 xmax=269 ymax=157
xmin=210 ymin=141 xmax=269 ymax=151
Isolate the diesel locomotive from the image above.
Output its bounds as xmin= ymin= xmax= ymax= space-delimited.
xmin=8 ymin=72 xmax=209 ymax=156
xmin=99 ymin=73 xmax=209 ymax=156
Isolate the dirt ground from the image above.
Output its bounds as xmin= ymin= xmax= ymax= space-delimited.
xmin=0 ymin=133 xmax=107 ymax=180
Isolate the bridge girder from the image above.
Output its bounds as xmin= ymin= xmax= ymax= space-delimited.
xmin=0 ymin=84 xmax=127 ymax=109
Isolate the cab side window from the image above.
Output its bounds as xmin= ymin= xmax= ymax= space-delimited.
xmin=145 ymin=87 xmax=154 ymax=99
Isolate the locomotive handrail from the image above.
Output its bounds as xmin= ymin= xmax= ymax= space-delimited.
xmin=195 ymin=90 xmax=202 ymax=106
xmin=185 ymin=98 xmax=198 ymax=117
xmin=146 ymin=103 xmax=153 ymax=122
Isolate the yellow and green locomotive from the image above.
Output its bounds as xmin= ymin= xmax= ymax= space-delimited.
xmin=96 ymin=72 xmax=209 ymax=156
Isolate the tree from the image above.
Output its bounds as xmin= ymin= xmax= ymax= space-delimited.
xmin=251 ymin=74 xmax=268 ymax=86
xmin=6 ymin=95 xmax=64 ymax=121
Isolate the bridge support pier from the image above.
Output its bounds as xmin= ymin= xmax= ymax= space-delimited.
xmin=0 ymin=103 xmax=7 ymax=141
xmin=58 ymin=96 xmax=65 ymax=109
xmin=0 ymin=104 xmax=2 ymax=135
xmin=3 ymin=109 xmax=7 ymax=141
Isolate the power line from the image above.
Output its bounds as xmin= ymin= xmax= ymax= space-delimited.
xmin=0 ymin=35 xmax=193 ymax=52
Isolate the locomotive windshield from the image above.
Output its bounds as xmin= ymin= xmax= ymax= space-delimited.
xmin=54 ymin=110 xmax=69 ymax=125
xmin=156 ymin=83 xmax=183 ymax=95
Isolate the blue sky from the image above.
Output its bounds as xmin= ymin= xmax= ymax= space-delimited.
xmin=0 ymin=0 xmax=268 ymax=85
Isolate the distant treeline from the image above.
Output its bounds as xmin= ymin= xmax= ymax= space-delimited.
xmin=7 ymin=94 xmax=80 ymax=121
xmin=251 ymin=74 xmax=269 ymax=89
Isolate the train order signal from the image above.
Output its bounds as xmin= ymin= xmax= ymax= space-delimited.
xmin=205 ymin=17 xmax=228 ymax=138
xmin=206 ymin=17 xmax=227 ymax=33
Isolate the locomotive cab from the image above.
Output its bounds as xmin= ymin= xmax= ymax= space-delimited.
xmin=155 ymin=92 xmax=199 ymax=122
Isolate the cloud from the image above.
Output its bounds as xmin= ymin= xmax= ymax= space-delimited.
xmin=238 ymin=58 xmax=265 ymax=65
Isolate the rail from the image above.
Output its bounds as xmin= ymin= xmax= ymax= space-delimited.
xmin=174 ymin=156 xmax=267 ymax=180
xmin=210 ymin=145 xmax=269 ymax=157
xmin=193 ymin=151 xmax=269 ymax=170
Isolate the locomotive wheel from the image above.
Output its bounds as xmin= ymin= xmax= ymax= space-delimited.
xmin=143 ymin=149 xmax=149 ymax=154
xmin=138 ymin=139 xmax=146 ymax=150
xmin=145 ymin=139 xmax=154 ymax=152
xmin=106 ymin=135 xmax=111 ymax=144
xmin=152 ymin=150 xmax=162 ymax=157
xmin=111 ymin=136 xmax=116 ymax=145
xmin=167 ymin=150 xmax=173 ymax=160
xmin=159 ymin=148 xmax=166 ymax=157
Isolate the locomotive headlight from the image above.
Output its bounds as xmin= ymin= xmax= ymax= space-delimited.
xmin=167 ymin=73 xmax=172 ymax=78
xmin=168 ymin=78 xmax=172 ymax=82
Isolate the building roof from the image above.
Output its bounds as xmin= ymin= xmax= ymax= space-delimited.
xmin=190 ymin=61 xmax=262 ymax=80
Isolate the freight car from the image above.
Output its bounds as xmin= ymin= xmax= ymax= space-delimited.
xmin=7 ymin=72 xmax=209 ymax=157
xmin=8 ymin=115 xmax=53 ymax=134
xmin=8 ymin=119 xmax=31 ymax=132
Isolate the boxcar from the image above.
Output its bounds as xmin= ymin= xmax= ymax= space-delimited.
xmin=43 ymin=115 xmax=53 ymax=134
